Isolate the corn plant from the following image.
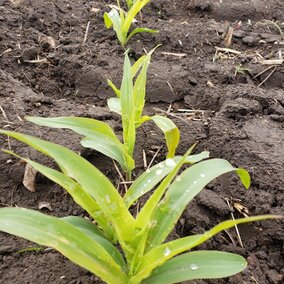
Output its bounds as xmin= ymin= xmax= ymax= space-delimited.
xmin=25 ymin=49 xmax=179 ymax=180
xmin=104 ymin=0 xmax=157 ymax=47
xmin=0 ymin=129 xmax=280 ymax=283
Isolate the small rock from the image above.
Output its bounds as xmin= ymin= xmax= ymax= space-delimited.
xmin=266 ymin=270 xmax=283 ymax=283
xmin=220 ymin=98 xmax=261 ymax=119
xmin=233 ymin=30 xmax=248 ymax=38
xmin=21 ymin=47 xmax=39 ymax=62
xmin=242 ymin=35 xmax=260 ymax=46
xmin=0 ymin=245 xmax=13 ymax=254
xmin=270 ymin=114 xmax=284 ymax=122
xmin=261 ymin=33 xmax=281 ymax=43
xmin=196 ymin=189 xmax=231 ymax=215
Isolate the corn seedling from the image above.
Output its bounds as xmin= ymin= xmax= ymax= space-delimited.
xmin=263 ymin=20 xmax=284 ymax=40
xmin=0 ymin=129 xmax=280 ymax=283
xmin=104 ymin=0 xmax=158 ymax=47
xmin=25 ymin=48 xmax=179 ymax=180
xmin=234 ymin=64 xmax=251 ymax=77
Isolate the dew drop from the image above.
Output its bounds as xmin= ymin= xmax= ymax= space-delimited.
xmin=155 ymin=169 xmax=163 ymax=175
xmin=193 ymin=180 xmax=197 ymax=184
xmin=175 ymin=175 xmax=181 ymax=182
xmin=190 ymin=263 xmax=199 ymax=270
xmin=105 ymin=195 xmax=111 ymax=204
xmin=164 ymin=247 xmax=171 ymax=256
xmin=165 ymin=158 xmax=176 ymax=167
xmin=146 ymin=169 xmax=151 ymax=173
xmin=200 ymin=173 xmax=206 ymax=178
xmin=149 ymin=219 xmax=157 ymax=228
xmin=147 ymin=179 xmax=152 ymax=183
xmin=158 ymin=163 xmax=165 ymax=168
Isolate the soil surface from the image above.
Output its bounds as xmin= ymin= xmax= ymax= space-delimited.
xmin=0 ymin=0 xmax=283 ymax=283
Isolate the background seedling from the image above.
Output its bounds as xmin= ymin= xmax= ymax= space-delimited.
xmin=234 ymin=64 xmax=251 ymax=76
xmin=104 ymin=0 xmax=158 ymax=47
xmin=0 ymin=129 xmax=279 ymax=284
xmin=263 ymin=19 xmax=284 ymax=39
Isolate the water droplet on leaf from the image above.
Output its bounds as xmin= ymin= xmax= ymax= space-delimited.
xmin=165 ymin=158 xmax=176 ymax=167
xmin=175 ymin=175 xmax=181 ymax=182
xmin=200 ymin=173 xmax=206 ymax=177
xmin=164 ymin=247 xmax=171 ymax=256
xmin=190 ymin=263 xmax=199 ymax=270
xmin=155 ymin=169 xmax=163 ymax=175
xmin=105 ymin=195 xmax=111 ymax=204
xmin=149 ymin=219 xmax=157 ymax=228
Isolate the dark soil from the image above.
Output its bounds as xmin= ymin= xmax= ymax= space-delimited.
xmin=0 ymin=0 xmax=283 ymax=283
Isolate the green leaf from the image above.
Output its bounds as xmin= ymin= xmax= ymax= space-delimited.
xmin=104 ymin=9 xmax=124 ymax=44
xmin=123 ymin=0 xmax=150 ymax=36
xmin=131 ymin=46 xmax=159 ymax=78
xmin=26 ymin=116 xmax=134 ymax=173
xmin=135 ymin=147 xmax=195 ymax=231
xmin=126 ymin=27 xmax=158 ymax=45
xmin=63 ymin=216 xmax=126 ymax=269
xmin=128 ymin=148 xmax=196 ymax=274
xmin=108 ymin=97 xmax=122 ymax=115
xmin=2 ymin=150 xmax=114 ymax=240
xmin=142 ymin=251 xmax=247 ymax=284
xmin=133 ymin=56 xmax=148 ymax=122
xmin=124 ymin=152 xmax=210 ymax=208
xmin=146 ymin=159 xmax=251 ymax=249
xmin=151 ymin=115 xmax=180 ymax=158
xmin=107 ymin=79 xmax=121 ymax=97
xmin=133 ymin=215 xmax=280 ymax=282
xmin=236 ymin=168 xmax=251 ymax=189
xmin=120 ymin=53 xmax=136 ymax=157
xmin=0 ymin=208 xmax=127 ymax=284
xmin=131 ymin=54 xmax=149 ymax=78
xmin=103 ymin=11 xmax=113 ymax=28
xmin=0 ymin=130 xmax=135 ymax=252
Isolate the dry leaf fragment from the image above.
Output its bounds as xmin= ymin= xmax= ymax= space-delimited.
xmin=233 ymin=202 xmax=249 ymax=217
xmin=23 ymin=163 xmax=38 ymax=192
xmin=207 ymin=81 xmax=214 ymax=88
xmin=39 ymin=36 xmax=56 ymax=51
xmin=91 ymin=7 xmax=100 ymax=14
xmin=38 ymin=202 xmax=53 ymax=211
xmin=224 ymin=27 xmax=234 ymax=47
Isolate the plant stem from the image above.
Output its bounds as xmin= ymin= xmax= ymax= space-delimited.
xmin=126 ymin=170 xmax=132 ymax=182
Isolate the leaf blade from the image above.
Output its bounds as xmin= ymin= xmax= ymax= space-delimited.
xmin=146 ymin=159 xmax=250 ymax=249
xmin=26 ymin=116 xmax=134 ymax=172
xmin=133 ymin=215 xmax=280 ymax=282
xmin=0 ymin=208 xmax=127 ymax=284
xmin=123 ymin=152 xmax=210 ymax=208
xmin=151 ymin=115 xmax=180 ymax=158
xmin=142 ymin=251 xmax=247 ymax=284
xmin=0 ymin=130 xmax=135 ymax=251
xmin=63 ymin=216 xmax=126 ymax=269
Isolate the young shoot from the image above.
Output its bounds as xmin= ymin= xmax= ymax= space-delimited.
xmin=25 ymin=48 xmax=180 ymax=180
xmin=104 ymin=0 xmax=158 ymax=47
